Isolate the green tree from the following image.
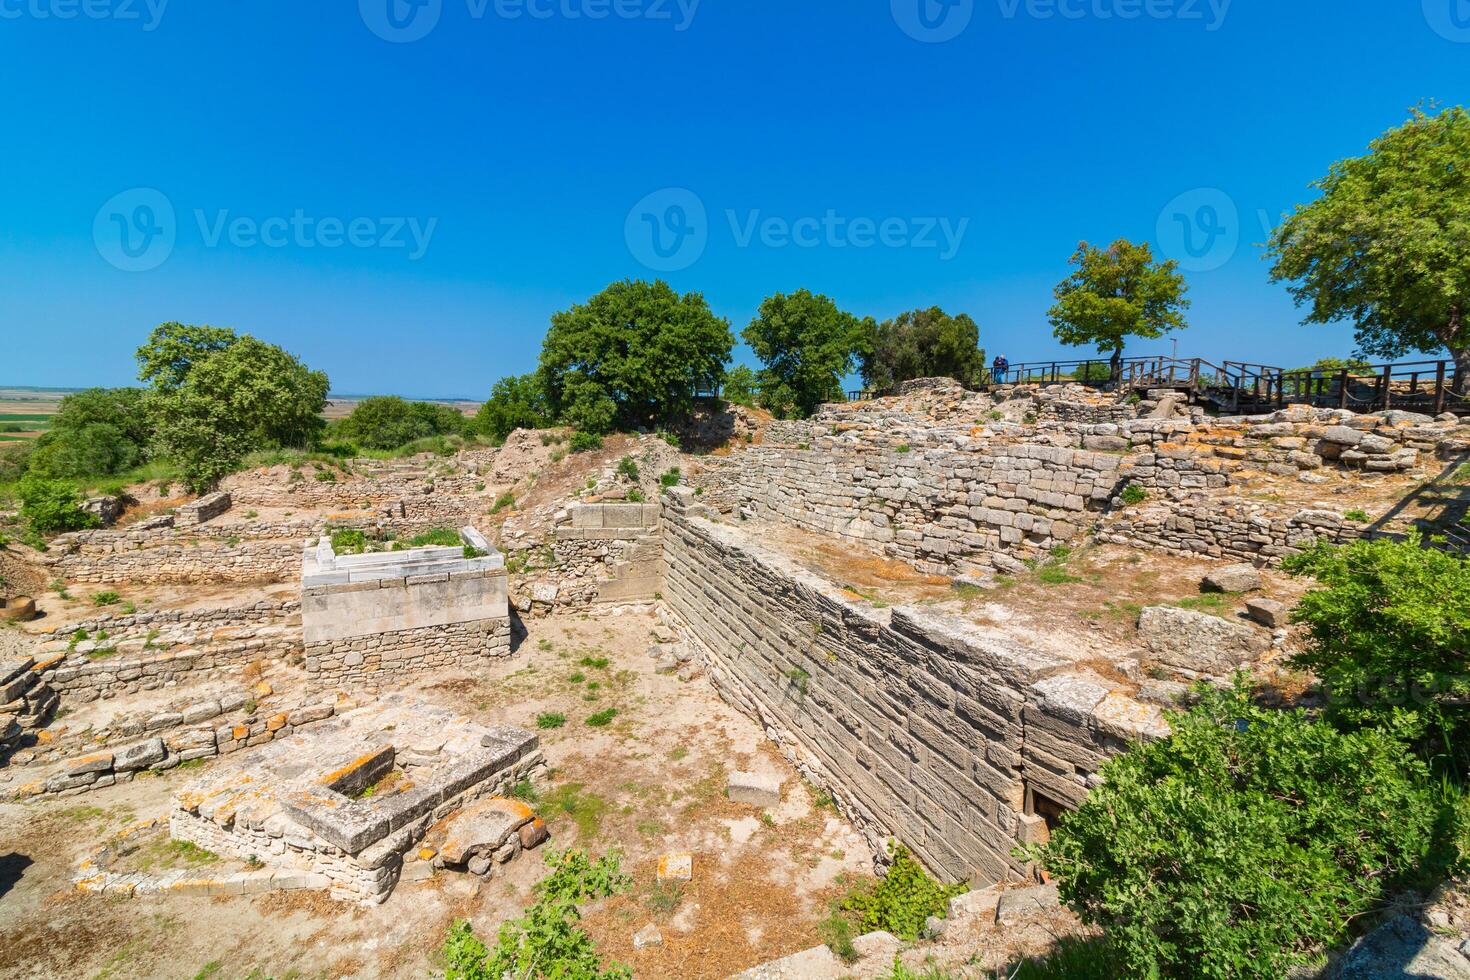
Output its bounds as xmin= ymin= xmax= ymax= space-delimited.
xmin=1047 ymin=239 xmax=1190 ymax=383
xmin=136 ymin=323 xmax=239 ymax=391
xmin=538 ymin=280 xmax=732 ymax=433
xmin=1035 ymin=682 xmax=1437 ymax=979
xmin=860 ymin=307 xmax=985 ymax=392
xmin=25 ymin=387 xmax=152 ymax=480
xmin=721 ymin=364 xmax=758 ymax=408
xmin=1269 ymin=106 xmax=1470 ymax=388
xmin=1284 ymin=534 xmax=1470 ymax=773
xmin=17 ymin=476 xmax=100 ymax=534
xmin=334 ymin=396 xmax=467 ymax=451
xmin=143 ymin=330 xmax=329 ymax=490
xmin=476 ymin=373 xmax=552 ymax=444
xmin=742 ymin=290 xmax=874 ymax=418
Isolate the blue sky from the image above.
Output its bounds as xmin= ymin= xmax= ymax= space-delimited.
xmin=1 ymin=1 xmax=1467 ymax=397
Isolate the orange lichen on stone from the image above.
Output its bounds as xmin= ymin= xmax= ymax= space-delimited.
xmin=30 ymin=653 xmax=65 ymax=672
xmin=481 ymin=797 xmax=535 ymax=823
xmin=317 ymin=749 xmax=391 ymax=788
xmin=266 ymin=713 xmax=288 ymax=732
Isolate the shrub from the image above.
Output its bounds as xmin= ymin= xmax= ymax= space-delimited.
xmin=569 ymin=431 xmax=603 ymax=454
xmin=537 ymin=712 xmax=567 ymax=730
xmin=91 ymin=591 xmax=121 ymax=606
xmin=841 ymin=843 xmax=966 ymax=941
xmin=17 ymin=477 xmax=100 ymax=535
xmin=1285 ymin=534 xmax=1470 ymax=770
xmin=1120 ymin=483 xmax=1148 ymax=506
xmin=406 ymin=528 xmax=462 ymax=548
xmin=616 ymin=456 xmax=639 ymax=481
xmin=1342 ymin=508 xmax=1370 ymax=523
xmin=1034 ymin=681 xmax=1437 ymax=979
xmin=440 ymin=849 xmax=631 ymax=980
xmin=659 ymin=467 xmax=681 ymax=489
xmin=585 ymin=709 xmax=617 ymax=727
xmin=329 ymin=528 xmax=369 ymax=555
xmin=626 ymin=489 xmax=646 ymax=503
xmin=491 ymin=493 xmax=516 ymax=515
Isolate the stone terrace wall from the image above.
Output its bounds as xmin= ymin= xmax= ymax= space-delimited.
xmin=60 ymin=599 xmax=299 ymax=641
xmin=728 ymin=444 xmax=1122 ymax=576
xmin=661 ymin=492 xmax=1166 ymax=885
xmin=1101 ymin=499 xmax=1363 ymax=564
xmin=303 ymin=619 xmax=511 ymax=685
xmin=48 ymin=533 xmax=299 ymax=585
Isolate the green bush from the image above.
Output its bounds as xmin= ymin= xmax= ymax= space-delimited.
xmin=659 ymin=467 xmax=681 ymax=489
xmin=569 ymin=431 xmax=603 ymax=454
xmin=585 ymin=709 xmax=617 ymax=727
xmin=329 ymin=528 xmax=369 ymax=555
xmin=1285 ymin=534 xmax=1470 ymax=771
xmin=1034 ymin=682 xmax=1438 ymax=979
xmin=1120 ymin=483 xmax=1148 ymax=506
xmin=406 ymin=528 xmax=462 ymax=548
xmin=440 ymin=849 xmax=631 ymax=980
xmin=476 ymin=373 xmax=553 ymax=445
xmin=491 ymin=493 xmax=516 ymax=515
xmin=17 ymin=477 xmax=100 ymax=535
xmin=536 ymin=712 xmax=567 ymax=730
xmin=616 ymin=456 xmax=639 ymax=481
xmin=332 ymin=396 xmax=470 ymax=451
xmin=841 ymin=843 xmax=966 ymax=941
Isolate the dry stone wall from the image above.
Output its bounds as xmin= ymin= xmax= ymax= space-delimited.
xmin=727 ymin=444 xmax=1121 ymax=576
xmin=48 ymin=533 xmax=300 ymax=585
xmin=303 ymin=619 xmax=511 ymax=685
xmin=660 ymin=491 xmax=1166 ymax=885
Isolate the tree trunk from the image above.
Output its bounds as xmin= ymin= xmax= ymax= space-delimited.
xmin=1453 ymin=345 xmax=1470 ymax=398
xmin=1110 ymin=347 xmax=1124 ymax=388
xmin=1442 ymin=306 xmax=1467 ymax=397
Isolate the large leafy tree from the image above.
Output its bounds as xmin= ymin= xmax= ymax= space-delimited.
xmin=1268 ymin=106 xmax=1470 ymax=389
xmin=538 ymin=280 xmax=732 ymax=433
xmin=742 ymin=290 xmax=873 ymax=418
xmin=476 ymin=373 xmax=552 ymax=444
xmin=139 ymin=328 xmax=329 ymax=490
xmin=333 ymin=396 xmax=468 ymax=451
xmin=860 ymin=307 xmax=985 ymax=392
xmin=1048 ymin=239 xmax=1190 ymax=383
xmin=25 ymin=387 xmax=151 ymax=480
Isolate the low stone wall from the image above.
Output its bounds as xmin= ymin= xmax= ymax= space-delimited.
xmin=1101 ymin=499 xmax=1363 ymax=564
xmin=533 ymin=503 xmax=665 ymax=609
xmin=59 ymin=600 xmax=300 ymax=641
xmin=660 ymin=491 xmax=1165 ymax=885
xmin=303 ymin=619 xmax=512 ymax=685
xmin=49 ymin=535 xmax=300 ymax=585
xmin=47 ymin=626 xmax=302 ymax=702
xmin=729 ymin=443 xmax=1121 ymax=576
xmin=176 ymin=491 xmax=232 ymax=527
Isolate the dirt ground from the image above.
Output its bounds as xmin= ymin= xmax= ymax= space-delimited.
xmin=0 ymin=610 xmax=874 ymax=980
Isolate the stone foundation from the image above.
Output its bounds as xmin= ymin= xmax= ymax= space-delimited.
xmin=304 ymin=619 xmax=511 ymax=684
xmin=660 ymin=490 xmax=1166 ymax=885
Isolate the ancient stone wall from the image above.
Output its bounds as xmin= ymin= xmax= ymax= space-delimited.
xmin=1100 ymin=499 xmax=1363 ymax=564
xmin=660 ymin=492 xmax=1165 ymax=885
xmin=47 ymin=626 xmax=302 ymax=702
xmin=49 ymin=534 xmax=300 ymax=585
xmin=303 ymin=619 xmax=512 ymax=685
xmin=724 ymin=444 xmax=1121 ymax=576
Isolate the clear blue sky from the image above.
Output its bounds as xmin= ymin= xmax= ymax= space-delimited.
xmin=2 ymin=1 xmax=1467 ymax=397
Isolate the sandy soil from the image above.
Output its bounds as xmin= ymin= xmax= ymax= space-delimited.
xmin=0 ymin=610 xmax=873 ymax=980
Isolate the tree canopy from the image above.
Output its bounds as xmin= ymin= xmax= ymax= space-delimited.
xmin=24 ymin=387 xmax=151 ymax=480
xmin=140 ymin=328 xmax=329 ymax=490
xmin=1048 ymin=239 xmax=1190 ymax=380
xmin=538 ymin=279 xmax=732 ymax=433
xmin=1268 ymin=105 xmax=1470 ymax=384
xmin=742 ymin=290 xmax=873 ymax=418
xmin=332 ymin=396 xmax=469 ymax=451
xmin=475 ymin=373 xmax=553 ymax=444
xmin=859 ymin=307 xmax=985 ymax=392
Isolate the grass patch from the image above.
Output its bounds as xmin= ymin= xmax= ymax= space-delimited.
xmin=536 ymin=712 xmax=567 ymax=730
xmin=541 ymin=782 xmax=610 ymax=840
xmin=585 ymin=708 xmax=618 ymax=727
xmin=1343 ymin=508 xmax=1370 ymax=523
xmin=1120 ymin=483 xmax=1149 ymax=506
xmin=579 ymin=656 xmax=609 ymax=669
xmin=1172 ymin=593 xmax=1234 ymax=617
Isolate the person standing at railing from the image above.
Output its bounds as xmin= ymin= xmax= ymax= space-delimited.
xmin=992 ymin=355 xmax=1009 ymax=384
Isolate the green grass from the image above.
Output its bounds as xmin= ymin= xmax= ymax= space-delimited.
xmin=541 ymin=782 xmax=610 ymax=840
xmin=1343 ymin=509 xmax=1371 ymax=523
xmin=579 ymin=656 xmax=609 ymax=669
xmin=406 ymin=527 xmax=462 ymax=548
xmin=0 ymin=413 xmax=52 ymax=423
xmin=1173 ymin=593 xmax=1234 ymax=617
xmin=585 ymin=708 xmax=618 ymax=727
xmin=1036 ymin=565 xmax=1083 ymax=586
xmin=536 ymin=712 xmax=567 ymax=730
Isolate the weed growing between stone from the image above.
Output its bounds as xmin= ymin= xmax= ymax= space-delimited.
xmin=838 ymin=844 xmax=966 ymax=942
xmin=438 ymin=849 xmax=631 ymax=980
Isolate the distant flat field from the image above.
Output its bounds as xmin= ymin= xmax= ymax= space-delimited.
xmin=0 ymin=387 xmax=479 ymax=434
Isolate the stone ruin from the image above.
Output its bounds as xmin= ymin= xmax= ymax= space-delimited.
xmin=169 ymin=698 xmax=544 ymax=904
xmin=301 ymin=526 xmax=511 ymax=684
